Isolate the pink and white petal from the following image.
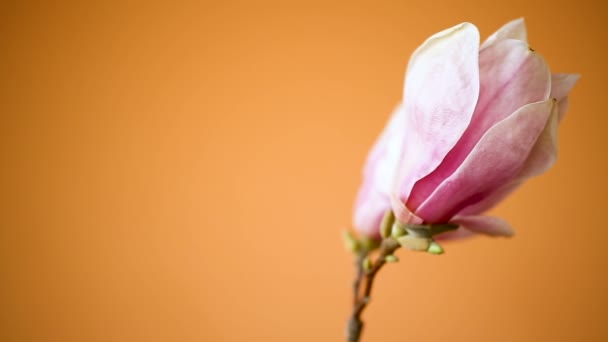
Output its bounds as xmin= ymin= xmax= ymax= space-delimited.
xmin=517 ymin=99 xmax=560 ymax=179
xmin=353 ymin=105 xmax=406 ymax=235
xmin=551 ymin=73 xmax=580 ymax=121
xmin=556 ymin=97 xmax=571 ymax=123
xmin=353 ymin=185 xmax=391 ymax=237
xmin=456 ymin=101 xmax=559 ymax=217
xmin=481 ymin=18 xmax=527 ymax=49
xmin=408 ymin=39 xmax=551 ymax=210
xmin=415 ymin=99 xmax=556 ymax=223
xmin=394 ymin=22 xmax=480 ymax=216
xmin=450 ymin=215 xmax=514 ymax=237
xmin=473 ymin=40 xmax=551 ymax=134
xmin=551 ymin=73 xmax=580 ymax=100
xmin=458 ymin=181 xmax=522 ymax=216
xmin=390 ymin=194 xmax=423 ymax=225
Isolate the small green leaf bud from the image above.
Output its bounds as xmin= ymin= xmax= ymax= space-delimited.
xmin=359 ymin=236 xmax=380 ymax=251
xmin=427 ymin=241 xmax=445 ymax=255
xmin=362 ymin=257 xmax=373 ymax=271
xmin=391 ymin=222 xmax=407 ymax=238
xmin=384 ymin=255 xmax=399 ymax=263
xmin=343 ymin=230 xmax=361 ymax=253
xmin=380 ymin=210 xmax=395 ymax=239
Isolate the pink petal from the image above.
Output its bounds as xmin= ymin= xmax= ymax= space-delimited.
xmin=353 ymin=105 xmax=406 ymax=235
xmin=408 ymin=39 xmax=551 ymax=210
xmin=353 ymin=183 xmax=390 ymax=237
xmin=457 ymin=96 xmax=563 ymax=216
xmin=415 ymin=99 xmax=557 ymax=223
xmin=481 ymin=18 xmax=527 ymax=49
xmin=450 ymin=215 xmax=514 ymax=237
xmin=459 ymin=74 xmax=578 ymax=217
xmin=517 ymin=99 xmax=559 ymax=179
xmin=551 ymin=73 xmax=580 ymax=121
xmin=551 ymin=73 xmax=580 ymax=100
xmin=457 ymin=181 xmax=522 ymax=216
xmin=393 ymin=22 xmax=480 ymax=221
xmin=390 ymin=194 xmax=423 ymax=225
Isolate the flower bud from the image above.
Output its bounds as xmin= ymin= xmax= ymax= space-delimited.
xmin=352 ymin=18 xmax=579 ymax=242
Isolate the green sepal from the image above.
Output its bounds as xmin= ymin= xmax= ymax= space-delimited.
xmin=429 ymin=224 xmax=459 ymax=236
xmin=396 ymin=235 xmax=430 ymax=251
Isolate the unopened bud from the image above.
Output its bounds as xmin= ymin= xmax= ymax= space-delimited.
xmin=359 ymin=236 xmax=380 ymax=251
xmin=362 ymin=257 xmax=373 ymax=271
xmin=427 ymin=241 xmax=445 ymax=255
xmin=391 ymin=222 xmax=407 ymax=238
xmin=384 ymin=255 xmax=399 ymax=263
xmin=380 ymin=210 xmax=395 ymax=239
xmin=343 ymin=230 xmax=361 ymax=253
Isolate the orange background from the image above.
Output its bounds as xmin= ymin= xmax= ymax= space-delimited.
xmin=2 ymin=1 xmax=607 ymax=341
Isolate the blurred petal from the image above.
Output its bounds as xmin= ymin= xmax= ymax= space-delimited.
xmin=450 ymin=215 xmax=514 ymax=237
xmin=394 ymin=22 xmax=480 ymax=220
xmin=408 ymin=39 xmax=550 ymax=210
xmin=353 ymin=184 xmax=390 ymax=237
xmin=551 ymin=73 xmax=580 ymax=100
xmin=481 ymin=18 xmax=527 ymax=49
xmin=353 ymin=105 xmax=406 ymax=235
xmin=416 ymin=99 xmax=556 ymax=223
xmin=434 ymin=228 xmax=475 ymax=240
xmin=551 ymin=73 xmax=580 ymax=121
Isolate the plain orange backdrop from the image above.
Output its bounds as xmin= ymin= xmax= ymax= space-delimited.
xmin=2 ymin=1 xmax=608 ymax=341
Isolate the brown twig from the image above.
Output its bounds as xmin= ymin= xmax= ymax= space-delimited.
xmin=346 ymin=238 xmax=400 ymax=342
xmin=352 ymin=252 xmax=366 ymax=306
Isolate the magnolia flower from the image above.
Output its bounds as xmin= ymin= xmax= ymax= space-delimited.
xmin=353 ymin=18 xmax=578 ymax=241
